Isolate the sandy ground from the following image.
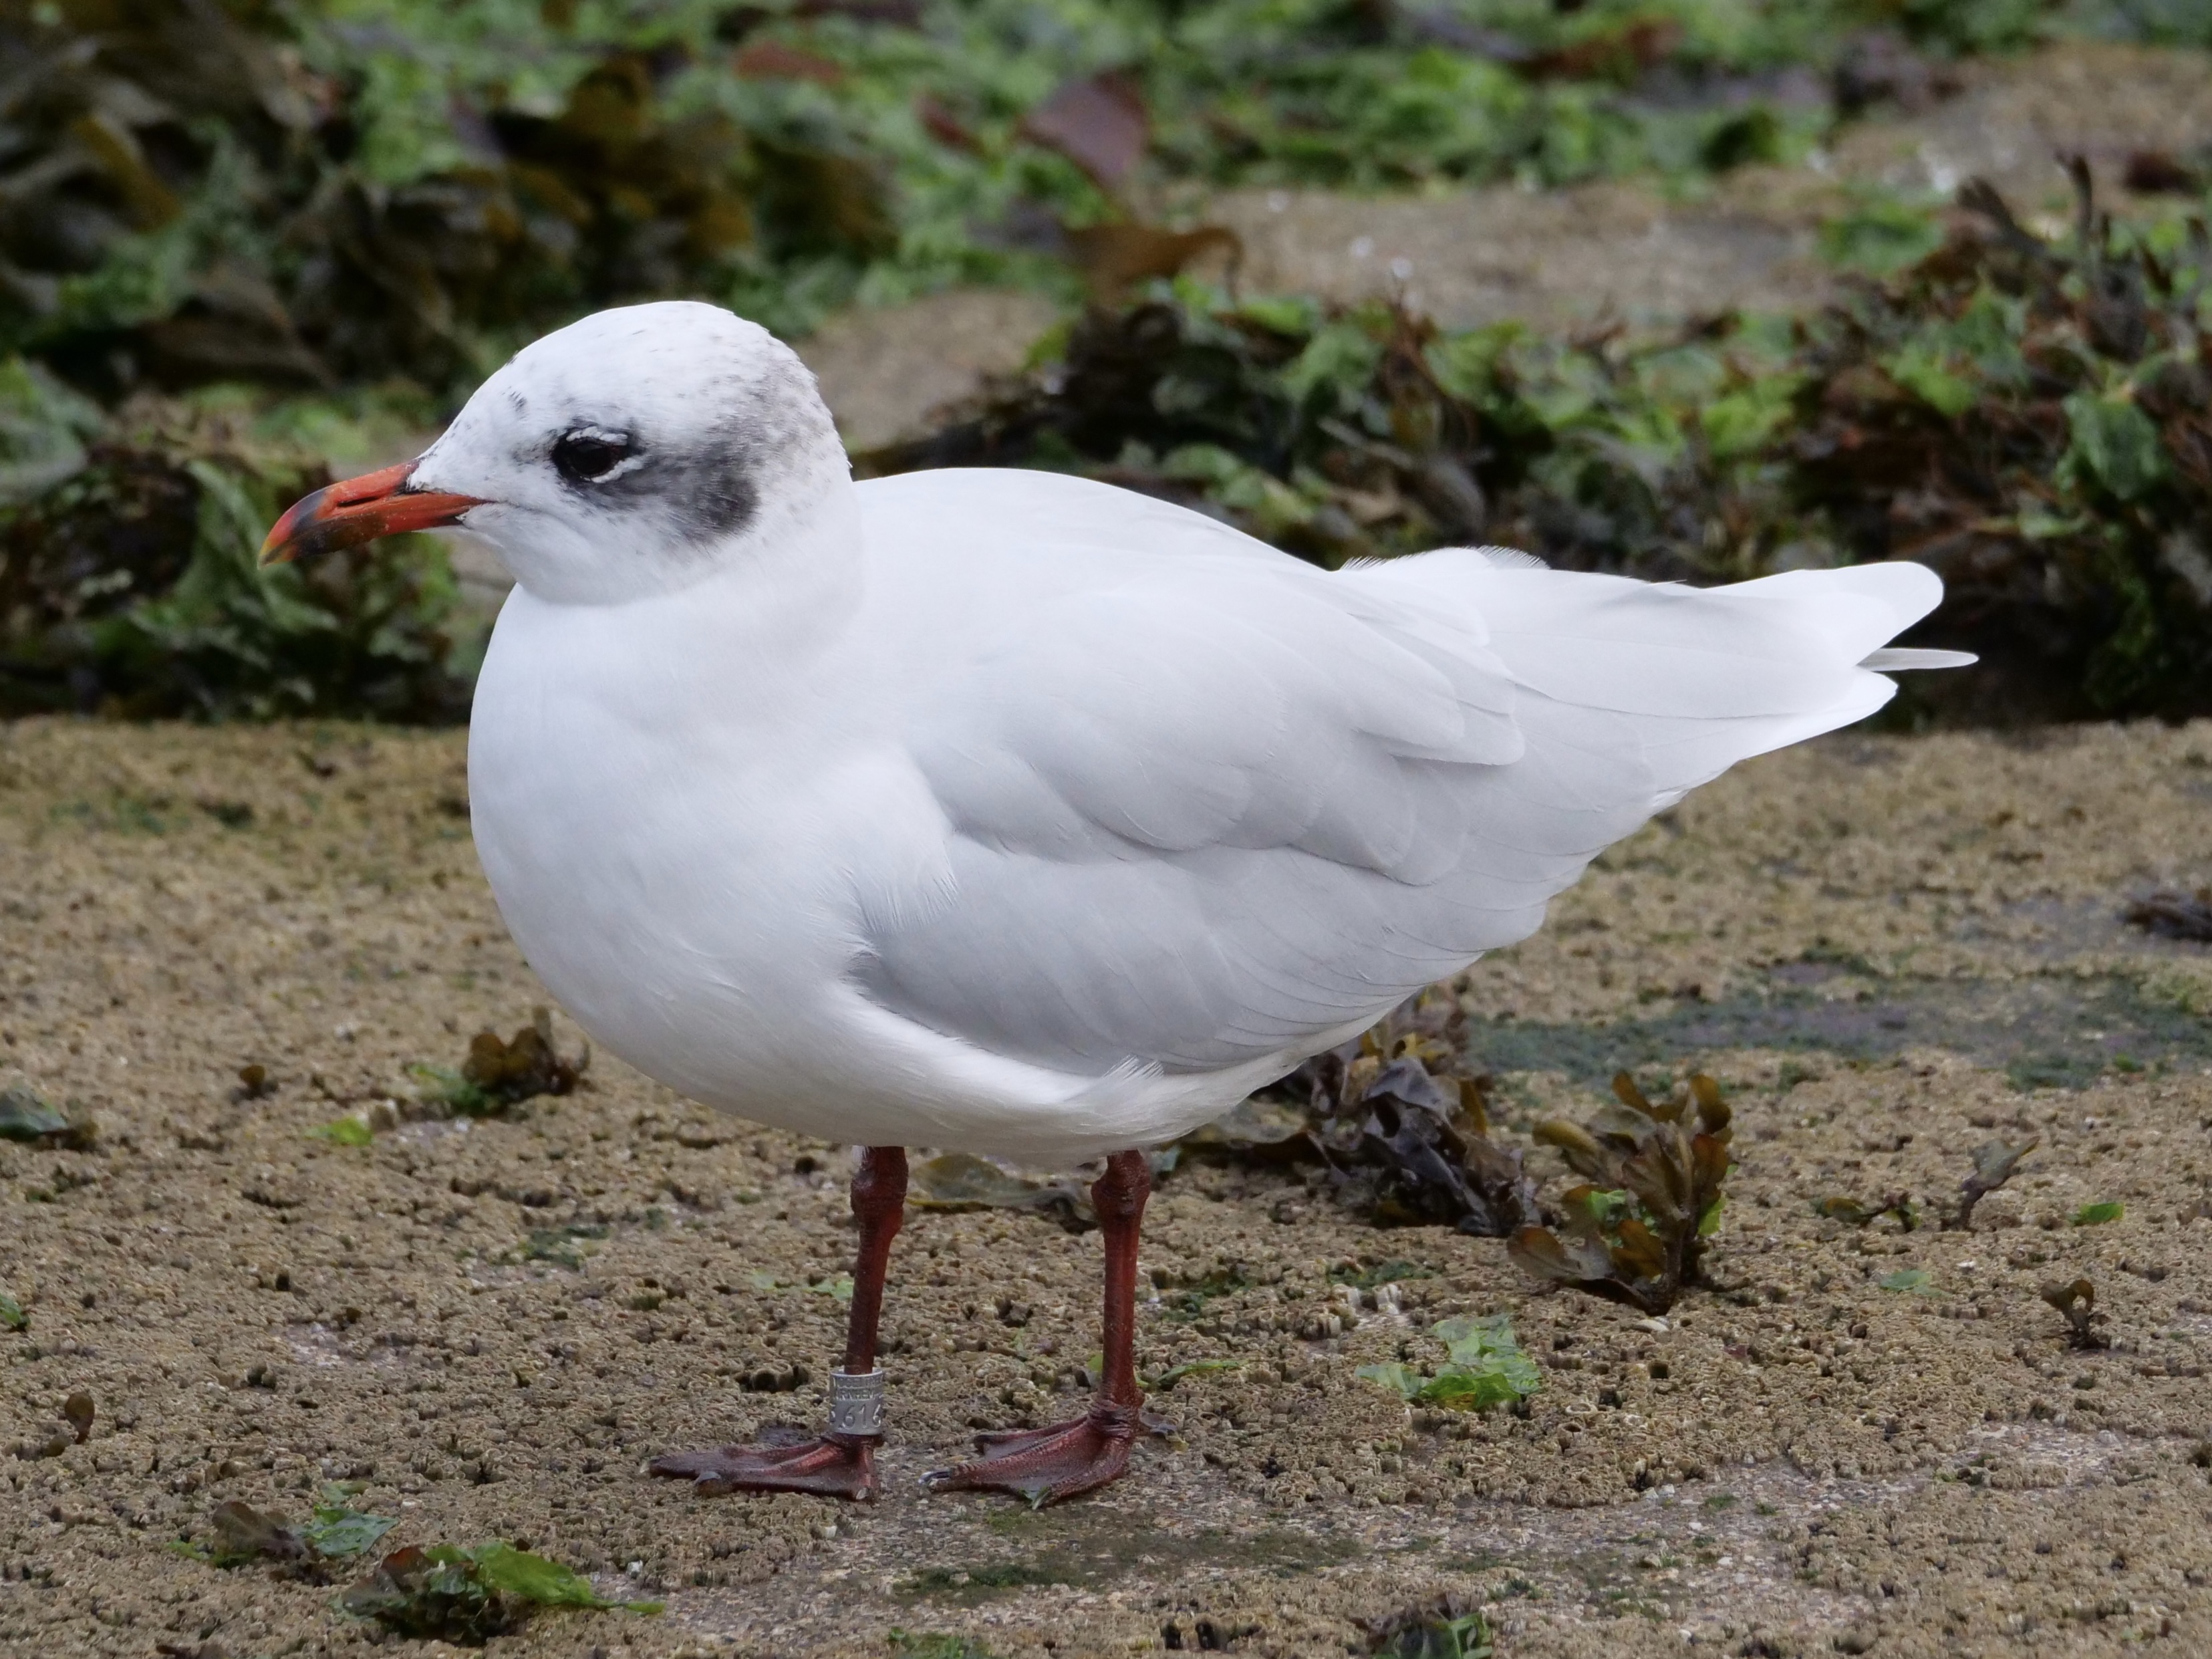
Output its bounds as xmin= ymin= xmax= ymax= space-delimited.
xmin=795 ymin=42 xmax=2212 ymax=451
xmin=2 ymin=713 xmax=2210 ymax=1658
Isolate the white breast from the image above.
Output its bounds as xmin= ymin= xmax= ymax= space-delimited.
xmin=464 ymin=503 xmax=1277 ymax=1162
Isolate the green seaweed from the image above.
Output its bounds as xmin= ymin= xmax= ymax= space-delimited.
xmin=1506 ymin=1073 xmax=1732 ymax=1314
xmin=198 ymin=1494 xmax=396 ymax=1575
xmin=303 ymin=1495 xmax=400 ymax=1562
xmin=870 ymin=166 xmax=2212 ymax=722
xmin=411 ymin=1009 xmax=586 ymax=1117
xmin=1358 ymin=1313 xmax=1540 ymax=1412
xmin=1143 ymin=1358 xmax=1244 ymax=1391
xmin=1365 ymin=1597 xmax=1496 ymax=1659
xmin=341 ymin=1541 xmax=660 ymax=1641
xmin=0 ymin=1083 xmax=96 ymax=1148
xmin=11 ymin=5 xmax=2212 ymax=727
xmin=2 ymin=0 xmax=2124 ymax=406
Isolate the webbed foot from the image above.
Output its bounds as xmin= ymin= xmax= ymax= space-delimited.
xmin=650 ymin=1426 xmax=879 ymax=1501
xmin=920 ymin=1405 xmax=1136 ymax=1508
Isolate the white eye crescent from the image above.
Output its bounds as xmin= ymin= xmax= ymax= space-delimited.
xmin=553 ymin=427 xmax=646 ymax=485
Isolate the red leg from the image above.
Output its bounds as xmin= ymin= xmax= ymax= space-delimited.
xmin=923 ymin=1149 xmax=1151 ymax=1509
xmin=650 ymin=1145 xmax=906 ymax=1501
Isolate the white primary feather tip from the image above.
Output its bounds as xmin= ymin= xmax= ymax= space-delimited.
xmin=1474 ymin=546 xmax=1550 ymax=570
xmin=1859 ymin=648 xmax=1977 ymax=671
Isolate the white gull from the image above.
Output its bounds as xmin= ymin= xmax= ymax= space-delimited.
xmin=262 ymin=299 xmax=1969 ymax=1506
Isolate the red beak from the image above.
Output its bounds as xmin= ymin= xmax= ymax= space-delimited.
xmin=259 ymin=461 xmax=487 ymax=565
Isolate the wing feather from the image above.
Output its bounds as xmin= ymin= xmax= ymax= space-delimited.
xmin=849 ymin=473 xmax=1947 ymax=1077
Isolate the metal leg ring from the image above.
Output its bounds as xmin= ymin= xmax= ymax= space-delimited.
xmin=827 ymin=1368 xmax=887 ymax=1438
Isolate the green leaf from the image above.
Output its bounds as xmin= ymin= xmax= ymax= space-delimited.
xmin=2072 ymin=1202 xmax=2124 ymax=1227
xmin=1884 ymin=340 xmax=1978 ymax=419
xmin=1234 ymin=296 xmax=1317 ymax=337
xmin=406 ymin=1063 xmax=495 ymax=1117
xmin=1696 ymin=1194 xmax=1725 ymax=1237
xmin=0 ymin=1292 xmax=24 ymax=1332
xmin=1462 ymin=1352 xmax=1542 ymax=1404
xmin=1355 ymin=1362 xmax=1427 ymax=1401
xmin=1819 ymin=197 xmax=1944 ymax=275
xmin=1416 ymin=1369 xmax=1525 ymax=1412
xmin=1379 ymin=1608 xmax=1494 ymax=1659
xmin=1157 ymin=445 xmax=1315 ymax=539
xmin=1423 ymin=322 xmax=1524 ymax=404
xmin=1432 ymin=1313 xmax=1514 ymax=1367
xmin=304 ymin=1503 xmax=398 ymax=1560
xmin=1144 ymin=1358 xmax=1242 ymax=1392
xmin=465 ymin=1543 xmax=660 ymax=1613
xmin=309 ymin=1116 xmax=374 ymax=1147
xmin=341 ymin=1544 xmax=503 ymax=1640
xmin=1421 ymin=1314 xmax=1541 ymax=1408
xmin=0 ymin=1083 xmax=81 ymax=1144
xmin=1877 ymin=1269 xmax=1932 ymax=1293
xmin=2064 ymin=391 xmax=2165 ymax=501
xmin=0 ymin=356 xmax=104 ymax=504
xmin=1281 ymin=320 xmax=1383 ymax=405
xmin=1156 ymin=442 xmax=1245 ymax=490
xmin=2016 ymin=509 xmax=2089 ymax=541
xmin=1568 ymin=1187 xmax=1631 ymax=1229
xmin=1699 ymin=377 xmax=1802 ymax=458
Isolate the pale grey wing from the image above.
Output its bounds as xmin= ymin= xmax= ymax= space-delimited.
xmin=853 ymin=555 xmax=1653 ymax=1075
xmin=854 ymin=535 xmax=1949 ymax=1078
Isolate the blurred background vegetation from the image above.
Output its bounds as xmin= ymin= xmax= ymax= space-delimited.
xmin=5 ymin=0 xmax=2212 ymax=719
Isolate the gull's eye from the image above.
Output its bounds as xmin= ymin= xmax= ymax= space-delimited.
xmin=552 ymin=428 xmax=638 ymax=485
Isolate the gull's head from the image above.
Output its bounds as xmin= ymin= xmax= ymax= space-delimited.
xmin=261 ymin=301 xmax=848 ymax=605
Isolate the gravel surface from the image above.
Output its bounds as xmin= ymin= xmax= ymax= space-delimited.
xmin=3 ymin=715 xmax=2211 ymax=1658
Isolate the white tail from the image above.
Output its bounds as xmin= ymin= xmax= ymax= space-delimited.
xmin=1372 ymin=552 xmax=1971 ymax=805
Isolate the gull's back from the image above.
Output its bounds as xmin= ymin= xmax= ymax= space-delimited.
xmin=838 ymin=469 xmax=1943 ymax=1141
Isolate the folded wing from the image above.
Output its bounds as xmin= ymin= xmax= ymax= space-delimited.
xmin=853 ymin=475 xmax=1952 ymax=1077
